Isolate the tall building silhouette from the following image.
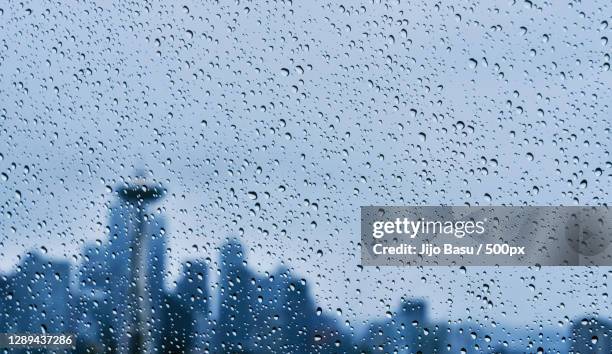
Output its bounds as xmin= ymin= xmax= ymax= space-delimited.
xmin=216 ymin=239 xmax=256 ymax=352
xmin=1 ymin=252 xmax=71 ymax=354
xmin=249 ymin=266 xmax=329 ymax=353
xmin=355 ymin=297 xmax=446 ymax=353
xmin=570 ymin=317 xmax=612 ymax=353
xmin=0 ymin=274 xmax=8 ymax=334
xmin=113 ymin=177 xmax=166 ymax=354
xmin=172 ymin=260 xmax=211 ymax=353
xmin=79 ymin=175 xmax=166 ymax=354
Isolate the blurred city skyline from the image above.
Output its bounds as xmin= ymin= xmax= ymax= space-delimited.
xmin=1 ymin=171 xmax=610 ymax=327
xmin=1 ymin=183 xmax=609 ymax=353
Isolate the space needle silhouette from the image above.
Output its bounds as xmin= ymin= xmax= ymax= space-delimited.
xmin=116 ymin=171 xmax=165 ymax=354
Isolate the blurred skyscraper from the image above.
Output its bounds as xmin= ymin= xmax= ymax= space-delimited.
xmin=355 ymin=297 xmax=446 ymax=353
xmin=0 ymin=252 xmax=71 ymax=354
xmin=79 ymin=176 xmax=166 ymax=354
xmin=570 ymin=317 xmax=612 ymax=353
xmin=171 ymin=260 xmax=211 ymax=353
xmin=250 ymin=266 xmax=319 ymax=353
xmin=216 ymin=239 xmax=255 ymax=352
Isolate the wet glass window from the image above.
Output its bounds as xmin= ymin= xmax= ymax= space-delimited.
xmin=0 ymin=1 xmax=610 ymax=353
